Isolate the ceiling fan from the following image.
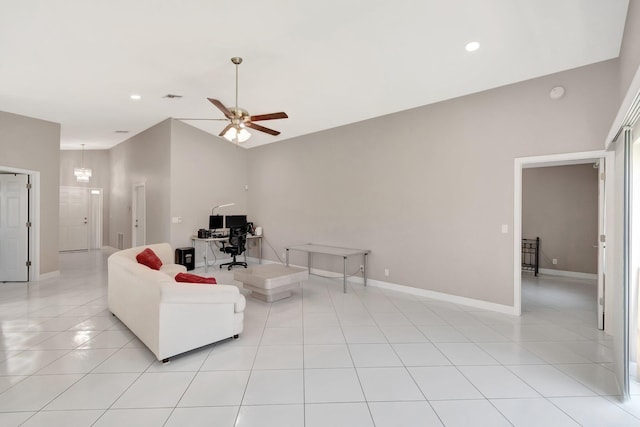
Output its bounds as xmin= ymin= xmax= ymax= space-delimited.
xmin=181 ymin=57 xmax=288 ymax=144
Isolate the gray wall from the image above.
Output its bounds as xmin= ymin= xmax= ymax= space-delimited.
xmin=107 ymin=119 xmax=251 ymax=262
xmin=169 ymin=120 xmax=250 ymax=259
xmin=247 ymin=59 xmax=619 ymax=307
xmin=0 ymin=111 xmax=61 ymax=275
xmin=59 ymin=149 xmax=111 ymax=245
xmin=522 ymin=164 xmax=599 ymax=274
xmin=109 ymin=120 xmax=172 ymax=248
xmin=620 ymin=0 xmax=640 ymax=98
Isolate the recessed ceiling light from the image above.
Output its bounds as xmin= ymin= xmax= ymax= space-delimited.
xmin=130 ymin=94 xmax=141 ymax=100
xmin=465 ymin=41 xmax=480 ymax=52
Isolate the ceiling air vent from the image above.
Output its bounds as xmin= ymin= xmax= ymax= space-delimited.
xmin=164 ymin=94 xmax=183 ymax=99
xmin=115 ymin=130 xmax=130 ymax=134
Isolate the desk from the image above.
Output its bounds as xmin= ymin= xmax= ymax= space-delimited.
xmin=285 ymin=244 xmax=369 ymax=293
xmin=192 ymin=235 xmax=262 ymax=273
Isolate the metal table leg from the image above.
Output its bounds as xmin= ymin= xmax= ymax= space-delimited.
xmin=203 ymin=241 xmax=209 ymax=273
xmin=343 ymin=256 xmax=347 ymax=293
xmin=363 ymin=253 xmax=368 ymax=287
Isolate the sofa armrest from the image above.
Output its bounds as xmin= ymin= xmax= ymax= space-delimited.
xmin=160 ymin=283 xmax=242 ymax=306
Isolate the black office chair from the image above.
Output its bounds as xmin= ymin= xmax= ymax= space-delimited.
xmin=220 ymin=225 xmax=248 ymax=270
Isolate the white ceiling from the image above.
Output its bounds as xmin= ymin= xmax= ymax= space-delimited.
xmin=0 ymin=0 xmax=630 ymax=150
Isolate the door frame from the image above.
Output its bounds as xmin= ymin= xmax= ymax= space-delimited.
xmin=0 ymin=173 xmax=29 ymax=281
xmin=513 ymin=150 xmax=609 ymax=318
xmin=0 ymin=165 xmax=40 ymax=280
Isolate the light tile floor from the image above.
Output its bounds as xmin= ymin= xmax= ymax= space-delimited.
xmin=0 ymin=249 xmax=639 ymax=426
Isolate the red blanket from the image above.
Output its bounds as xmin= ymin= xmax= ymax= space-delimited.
xmin=175 ymin=272 xmax=217 ymax=284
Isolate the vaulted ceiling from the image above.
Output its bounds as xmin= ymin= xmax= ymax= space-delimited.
xmin=0 ymin=0 xmax=629 ymax=149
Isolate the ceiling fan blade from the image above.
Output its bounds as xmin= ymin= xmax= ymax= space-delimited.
xmin=218 ymin=124 xmax=234 ymax=137
xmin=207 ymin=98 xmax=233 ymax=119
xmin=246 ymin=122 xmax=280 ymax=136
xmin=174 ymin=118 xmax=228 ymax=121
xmin=249 ymin=112 xmax=288 ymax=122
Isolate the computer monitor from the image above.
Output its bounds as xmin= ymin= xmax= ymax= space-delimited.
xmin=209 ymin=215 xmax=224 ymax=230
xmin=225 ymin=215 xmax=247 ymax=229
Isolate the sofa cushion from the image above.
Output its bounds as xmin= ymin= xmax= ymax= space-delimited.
xmin=160 ymin=264 xmax=187 ymax=276
xmin=175 ymin=272 xmax=217 ymax=284
xmin=136 ymin=248 xmax=163 ymax=270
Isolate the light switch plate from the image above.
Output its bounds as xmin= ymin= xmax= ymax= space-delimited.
xmin=501 ymin=224 xmax=508 ymax=233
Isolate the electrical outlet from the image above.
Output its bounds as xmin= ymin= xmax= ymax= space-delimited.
xmin=552 ymin=258 xmax=558 ymax=265
xmin=360 ymin=265 xmax=364 ymax=272
xmin=384 ymin=268 xmax=389 ymax=277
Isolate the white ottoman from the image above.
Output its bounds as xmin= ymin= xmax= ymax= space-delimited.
xmin=234 ymin=264 xmax=309 ymax=302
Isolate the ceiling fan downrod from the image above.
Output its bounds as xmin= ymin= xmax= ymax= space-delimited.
xmin=231 ymin=57 xmax=242 ymax=120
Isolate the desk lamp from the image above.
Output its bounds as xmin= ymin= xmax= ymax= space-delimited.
xmin=211 ymin=203 xmax=234 ymax=215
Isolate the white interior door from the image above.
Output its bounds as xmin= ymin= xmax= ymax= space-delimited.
xmin=89 ymin=189 xmax=103 ymax=249
xmin=0 ymin=174 xmax=29 ymax=281
xmin=132 ymin=184 xmax=146 ymax=247
xmin=59 ymin=186 xmax=89 ymax=251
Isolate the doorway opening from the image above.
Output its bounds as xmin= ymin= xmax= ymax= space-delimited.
xmin=0 ymin=173 xmax=29 ymax=282
xmin=514 ymin=150 xmax=611 ymax=333
xmin=0 ymin=166 xmax=40 ymax=281
xmin=89 ymin=189 xmax=103 ymax=249
xmin=132 ymin=183 xmax=146 ymax=247
xmin=59 ymin=186 xmax=103 ymax=252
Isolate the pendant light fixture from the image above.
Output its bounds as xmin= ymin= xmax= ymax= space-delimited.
xmin=74 ymin=144 xmax=92 ymax=183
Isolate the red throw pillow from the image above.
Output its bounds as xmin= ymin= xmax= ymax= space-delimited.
xmin=136 ymin=248 xmax=163 ymax=270
xmin=175 ymin=272 xmax=217 ymax=284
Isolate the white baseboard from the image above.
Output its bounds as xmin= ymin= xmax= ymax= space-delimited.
xmin=538 ymin=268 xmax=597 ymax=280
xmin=35 ymin=270 xmax=60 ymax=281
xmin=195 ymin=257 xmax=234 ymax=268
xmin=366 ymin=279 xmax=517 ymax=315
xmin=255 ymin=259 xmax=518 ymax=316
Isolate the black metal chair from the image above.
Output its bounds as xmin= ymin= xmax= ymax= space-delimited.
xmin=220 ymin=225 xmax=248 ymax=270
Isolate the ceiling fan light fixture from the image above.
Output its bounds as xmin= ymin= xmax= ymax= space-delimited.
xmin=223 ymin=126 xmax=238 ymax=142
xmin=223 ymin=125 xmax=252 ymax=143
xmin=237 ymin=127 xmax=251 ymax=143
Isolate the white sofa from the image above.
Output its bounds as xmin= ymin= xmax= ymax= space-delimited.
xmin=108 ymin=243 xmax=245 ymax=362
